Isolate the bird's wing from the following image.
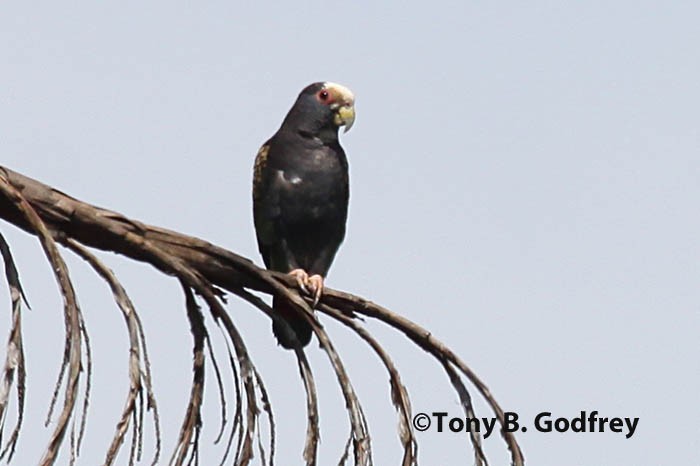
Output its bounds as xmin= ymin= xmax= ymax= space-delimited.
xmin=253 ymin=143 xmax=275 ymax=266
xmin=253 ymin=142 xmax=299 ymax=270
xmin=253 ymin=143 xmax=270 ymax=204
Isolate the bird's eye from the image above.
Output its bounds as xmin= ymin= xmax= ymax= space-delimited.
xmin=318 ymin=90 xmax=330 ymax=102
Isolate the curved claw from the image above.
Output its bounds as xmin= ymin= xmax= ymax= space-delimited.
xmin=287 ymin=269 xmax=324 ymax=306
xmin=308 ymin=275 xmax=324 ymax=307
xmin=288 ymin=269 xmax=310 ymax=294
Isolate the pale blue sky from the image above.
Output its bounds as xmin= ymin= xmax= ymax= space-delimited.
xmin=0 ymin=2 xmax=698 ymax=465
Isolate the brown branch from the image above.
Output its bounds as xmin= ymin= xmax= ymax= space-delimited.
xmin=64 ymin=239 xmax=161 ymax=466
xmin=109 ymin=220 xmax=262 ymax=466
xmin=442 ymin=361 xmax=487 ymax=466
xmin=252 ymin=365 xmax=275 ymax=466
xmin=320 ymin=295 xmax=525 ymax=466
xmin=0 ymin=170 xmax=84 ymax=466
xmin=171 ymin=284 xmax=206 ymax=466
xmin=204 ymin=331 xmax=229 ymax=447
xmin=295 ymin=350 xmax=319 ymax=466
xmin=75 ymin=308 xmax=93 ymax=457
xmin=215 ymin=325 xmax=244 ymax=465
xmin=230 ymin=288 xmax=315 ymax=466
xmin=318 ymin=304 xmax=417 ymax=466
xmin=0 ymin=165 xmax=524 ymax=465
xmin=0 ymin=233 xmax=27 ymax=462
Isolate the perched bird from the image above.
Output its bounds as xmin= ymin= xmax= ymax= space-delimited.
xmin=253 ymin=82 xmax=355 ymax=349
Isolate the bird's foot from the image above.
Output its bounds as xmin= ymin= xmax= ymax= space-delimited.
xmin=287 ymin=269 xmax=324 ymax=307
xmin=308 ymin=275 xmax=324 ymax=307
xmin=288 ymin=269 xmax=310 ymax=294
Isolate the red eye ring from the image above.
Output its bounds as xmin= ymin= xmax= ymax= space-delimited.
xmin=318 ymin=90 xmax=330 ymax=102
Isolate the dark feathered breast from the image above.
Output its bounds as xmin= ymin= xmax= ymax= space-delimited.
xmin=253 ymin=131 xmax=349 ymax=276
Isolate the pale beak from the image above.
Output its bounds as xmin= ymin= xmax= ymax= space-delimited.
xmin=335 ymin=104 xmax=356 ymax=133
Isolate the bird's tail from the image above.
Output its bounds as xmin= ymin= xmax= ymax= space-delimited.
xmin=271 ymin=296 xmax=313 ymax=349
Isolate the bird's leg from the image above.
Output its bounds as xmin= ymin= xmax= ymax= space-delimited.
xmin=308 ymin=275 xmax=324 ymax=307
xmin=288 ymin=268 xmax=310 ymax=294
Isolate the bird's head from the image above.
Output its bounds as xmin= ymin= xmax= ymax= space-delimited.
xmin=281 ymin=82 xmax=356 ymax=140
